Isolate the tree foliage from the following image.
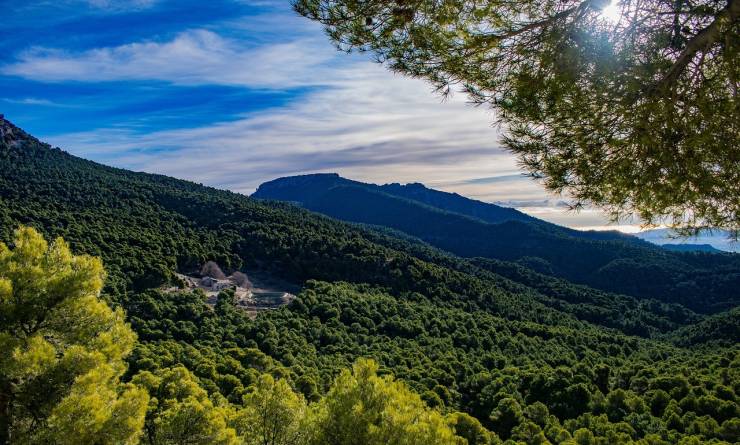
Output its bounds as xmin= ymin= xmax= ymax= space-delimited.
xmin=311 ymin=358 xmax=461 ymax=445
xmin=134 ymin=354 xmax=467 ymax=445
xmin=294 ymin=0 xmax=740 ymax=233
xmin=121 ymin=280 xmax=739 ymax=444
xmin=132 ymin=366 xmax=239 ymax=445
xmin=0 ymin=227 xmax=148 ymax=444
xmin=234 ymin=373 xmax=310 ymax=445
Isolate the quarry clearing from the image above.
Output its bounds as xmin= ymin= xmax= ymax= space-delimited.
xmin=168 ymin=269 xmax=298 ymax=319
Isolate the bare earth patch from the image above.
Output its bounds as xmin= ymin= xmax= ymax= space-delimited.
xmin=168 ymin=270 xmax=298 ymax=319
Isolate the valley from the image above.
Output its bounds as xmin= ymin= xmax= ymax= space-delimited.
xmin=0 ymin=116 xmax=738 ymax=444
xmin=2 ymin=0 xmax=738 ymax=443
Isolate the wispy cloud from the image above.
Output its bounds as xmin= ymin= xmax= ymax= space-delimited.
xmin=43 ymin=62 xmax=515 ymax=192
xmin=2 ymin=97 xmax=70 ymax=107
xmin=2 ymin=29 xmax=341 ymax=89
xmin=85 ymin=0 xmax=160 ymax=10
xmin=10 ymin=0 xmax=161 ymax=21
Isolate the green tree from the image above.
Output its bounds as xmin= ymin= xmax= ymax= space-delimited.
xmin=511 ymin=420 xmax=550 ymax=445
xmin=0 ymin=227 xmax=148 ymax=444
xmin=446 ymin=412 xmax=500 ymax=445
xmin=490 ymin=397 xmax=525 ymax=439
xmin=296 ymin=0 xmax=740 ymax=233
xmin=132 ymin=366 xmax=238 ymax=445
xmin=573 ymin=428 xmax=595 ymax=445
xmin=235 ymin=374 xmax=310 ymax=445
xmin=719 ymin=418 xmax=739 ymax=442
xmin=649 ymin=390 xmax=671 ymax=417
xmin=594 ymin=364 xmax=610 ymax=394
xmin=311 ymin=358 xmax=462 ymax=445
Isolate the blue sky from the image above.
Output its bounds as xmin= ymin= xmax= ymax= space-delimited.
xmin=0 ymin=0 xmax=631 ymax=230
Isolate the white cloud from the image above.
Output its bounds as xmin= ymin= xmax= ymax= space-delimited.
xmin=2 ymin=97 xmax=69 ymax=107
xmin=1 ymin=29 xmax=341 ymax=89
xmin=85 ymin=0 xmax=159 ymax=11
xmin=44 ymin=63 xmax=501 ymax=185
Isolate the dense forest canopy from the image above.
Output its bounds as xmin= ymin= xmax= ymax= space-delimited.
xmin=0 ymin=228 xmax=468 ymax=444
xmin=294 ymin=0 xmax=740 ymax=235
xmin=0 ymin=118 xmax=738 ymax=443
xmin=254 ymin=174 xmax=740 ymax=313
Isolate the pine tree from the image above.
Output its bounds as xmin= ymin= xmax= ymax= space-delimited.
xmin=296 ymin=0 xmax=740 ymax=233
xmin=0 ymin=227 xmax=148 ymax=444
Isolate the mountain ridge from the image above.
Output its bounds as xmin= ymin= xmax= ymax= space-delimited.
xmin=254 ymin=173 xmax=740 ymax=313
xmin=0 ymin=115 xmax=709 ymax=332
xmin=255 ymin=173 xmax=646 ymax=243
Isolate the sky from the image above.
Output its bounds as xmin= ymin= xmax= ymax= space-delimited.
xmin=0 ymin=0 xmax=636 ymax=231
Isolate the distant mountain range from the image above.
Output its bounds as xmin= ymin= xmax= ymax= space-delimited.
xmin=635 ymin=228 xmax=738 ymax=253
xmin=254 ymin=173 xmax=740 ymax=313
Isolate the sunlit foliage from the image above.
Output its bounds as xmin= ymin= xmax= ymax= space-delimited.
xmin=295 ymin=0 xmax=740 ymax=234
xmin=0 ymin=227 xmax=148 ymax=444
xmin=311 ymin=358 xmax=461 ymax=444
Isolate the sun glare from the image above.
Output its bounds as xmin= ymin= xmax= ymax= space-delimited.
xmin=600 ymin=1 xmax=622 ymax=22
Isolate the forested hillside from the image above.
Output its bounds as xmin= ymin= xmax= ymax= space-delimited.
xmin=1 ymin=117 xmax=738 ymax=444
xmin=254 ymin=174 xmax=740 ymax=313
xmin=379 ymin=181 xmax=632 ymax=244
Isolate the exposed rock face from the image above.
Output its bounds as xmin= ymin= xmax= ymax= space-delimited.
xmin=171 ymin=272 xmax=295 ymax=319
xmin=1 ymin=115 xmax=35 ymax=149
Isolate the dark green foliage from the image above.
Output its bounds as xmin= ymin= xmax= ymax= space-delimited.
xmin=664 ymin=308 xmax=740 ymax=347
xmin=253 ymin=174 xmax=740 ymax=313
xmin=1 ymin=118 xmax=738 ymax=443
xmin=294 ymin=0 xmax=740 ymax=233
xmin=126 ymin=281 xmax=740 ymax=443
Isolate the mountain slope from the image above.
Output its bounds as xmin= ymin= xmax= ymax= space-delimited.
xmin=2 ymin=117 xmax=738 ymax=443
xmin=378 ymin=181 xmax=636 ymax=242
xmin=664 ymin=307 xmax=740 ymax=347
xmin=0 ymin=117 xmax=692 ymax=334
xmin=254 ymin=174 xmax=740 ymax=313
xmin=660 ymin=243 xmax=722 ymax=253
